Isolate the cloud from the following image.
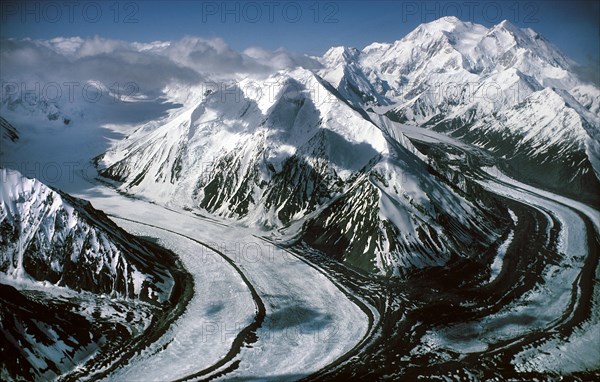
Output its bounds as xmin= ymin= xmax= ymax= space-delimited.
xmin=0 ymin=38 xmax=201 ymax=109
xmin=164 ymin=36 xmax=270 ymax=75
xmin=244 ymin=46 xmax=322 ymax=71
xmin=0 ymin=35 xmax=320 ymax=106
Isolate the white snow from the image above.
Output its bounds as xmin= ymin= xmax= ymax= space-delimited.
xmin=97 ymin=68 xmax=389 ymax=226
xmin=318 ymin=17 xmax=599 ymax=175
xmin=508 ymin=208 xmax=518 ymax=225
xmin=2 ymin=15 xmax=599 ymax=378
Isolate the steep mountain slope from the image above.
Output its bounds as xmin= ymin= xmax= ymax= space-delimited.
xmin=571 ymin=84 xmax=600 ymax=115
xmin=455 ymin=87 xmax=600 ymax=203
xmin=319 ymin=46 xmax=390 ymax=108
xmin=0 ymin=168 xmax=176 ymax=303
xmin=321 ymin=16 xmax=578 ymax=118
xmin=98 ymin=68 xmax=501 ymax=275
xmin=0 ymin=168 xmax=193 ymax=381
xmin=301 ymin=153 xmax=497 ymax=275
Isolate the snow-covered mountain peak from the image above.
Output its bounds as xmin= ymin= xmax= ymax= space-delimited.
xmin=488 ymin=19 xmax=542 ymax=44
xmin=434 ymin=15 xmax=461 ymax=23
xmin=462 ymin=85 xmax=600 ymax=182
xmin=357 ymin=17 xmax=574 ymax=77
xmin=319 ymin=16 xmax=588 ymax=117
xmin=401 ymin=16 xmax=487 ymax=50
xmin=417 ymin=15 xmax=477 ymax=34
xmin=493 ymin=19 xmax=521 ymax=33
xmin=99 ymin=67 xmax=391 ymax=226
xmin=362 ymin=41 xmax=392 ymax=55
xmin=322 ymin=46 xmax=360 ymax=65
xmin=313 ymin=16 xmax=599 ymax=199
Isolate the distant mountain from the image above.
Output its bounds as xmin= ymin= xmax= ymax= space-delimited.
xmin=6 ymin=16 xmax=597 ymax=273
xmin=317 ymin=16 xmax=600 ymax=203
xmin=0 ymin=17 xmax=597 ymax=380
xmin=455 ymin=86 xmax=600 ymax=203
xmin=0 ymin=92 xmax=73 ymax=125
xmin=320 ymin=16 xmax=578 ymax=114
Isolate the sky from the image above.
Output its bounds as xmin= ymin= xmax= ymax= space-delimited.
xmin=1 ymin=0 xmax=598 ymax=66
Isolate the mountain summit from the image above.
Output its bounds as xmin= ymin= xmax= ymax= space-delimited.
xmin=318 ymin=17 xmax=599 ymax=203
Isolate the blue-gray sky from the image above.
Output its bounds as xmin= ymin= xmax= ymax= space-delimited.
xmin=1 ymin=0 xmax=598 ymax=65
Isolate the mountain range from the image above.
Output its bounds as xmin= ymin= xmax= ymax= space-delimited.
xmin=92 ymin=17 xmax=599 ymax=274
xmin=1 ymin=16 xmax=599 ymax=379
